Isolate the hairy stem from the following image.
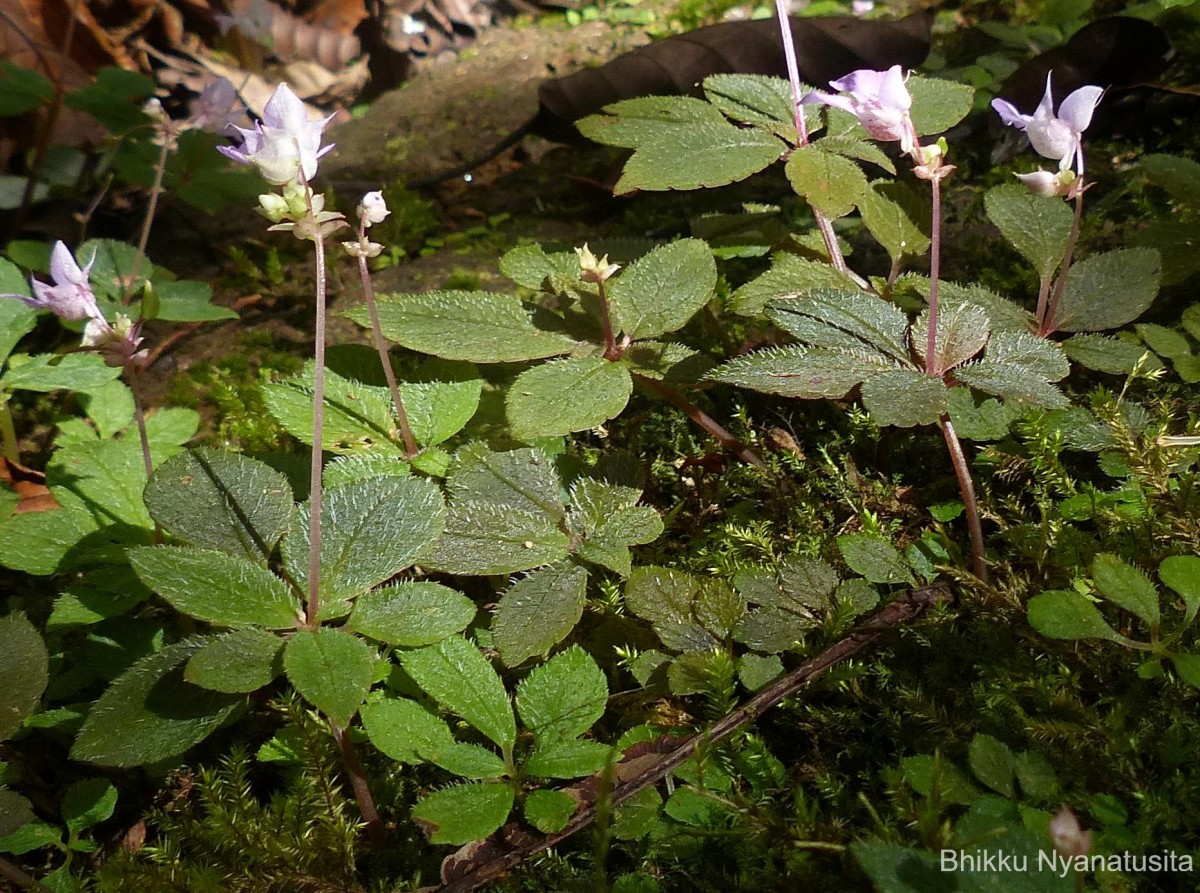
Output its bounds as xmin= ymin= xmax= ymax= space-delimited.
xmin=634 ymin=374 xmax=766 ymax=468
xmin=356 ymin=222 xmax=418 ymax=458
xmin=597 ymin=280 xmax=620 ymax=360
xmin=307 ymin=210 xmax=328 ymax=627
xmin=772 ymin=0 xmax=848 ymax=275
xmin=126 ymin=365 xmax=161 ymax=543
xmin=1040 ymin=186 xmax=1086 ymax=337
xmin=332 ymin=723 xmax=385 ymax=848
xmin=926 ymin=174 xmax=942 ymax=375
xmin=940 ymin=413 xmax=988 ymax=582
xmin=428 ymin=584 xmax=950 ymax=893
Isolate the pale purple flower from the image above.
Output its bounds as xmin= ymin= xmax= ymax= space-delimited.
xmin=218 ymin=83 xmax=334 ymax=185
xmin=1049 ymin=808 xmax=1092 ymax=859
xmin=191 ymin=78 xmax=240 ymax=134
xmin=992 ymin=75 xmax=1103 ymax=174
xmin=359 ymin=191 xmax=389 ymax=226
xmin=802 ymin=65 xmax=918 ymax=154
xmin=1 ymin=241 xmax=105 ymax=323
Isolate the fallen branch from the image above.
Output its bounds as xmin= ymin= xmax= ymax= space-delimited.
xmin=428 ymin=583 xmax=952 ymax=893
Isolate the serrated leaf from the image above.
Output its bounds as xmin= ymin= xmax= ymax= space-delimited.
xmin=524 ymin=788 xmax=578 ymax=833
xmin=956 ymin=333 xmax=1069 ymax=409
xmin=710 ymin=344 xmax=897 ymax=399
xmin=412 ymin=782 xmax=513 ymax=845
xmin=348 ymin=582 xmax=474 ymax=647
xmin=1160 ymin=555 xmax=1200 ymax=626
xmin=947 ymin=388 xmax=1015 ymax=442
xmin=0 ymin=789 xmax=35 ymax=838
xmin=913 ymin=303 xmax=990 ymax=374
xmin=614 ymin=121 xmax=785 ymax=193
xmin=422 ymin=501 xmax=570 ymax=575
xmin=785 ymin=145 xmax=868 ymax=219
xmin=507 ymin=357 xmax=632 ymax=440
xmin=401 ymin=636 xmax=516 ymax=752
xmin=281 ymin=476 xmax=445 ymax=609
xmin=623 ymin=341 xmax=713 ymax=382
xmin=516 ymin=645 xmax=607 ymax=744
xmin=625 ymin=567 xmax=738 ymax=652
xmin=734 ymin=608 xmax=814 ymax=653
xmin=0 ymin=292 xmax=36 ymax=366
xmin=815 ymin=135 xmax=896 ymax=175
xmin=1 ymin=353 xmax=123 ymax=393
xmin=499 ymin=244 xmax=582 ymax=292
xmin=1051 ymin=248 xmax=1160 ymax=333
xmin=284 ymin=628 xmax=375 ymax=726
xmin=346 ymin=291 xmax=578 ymax=363
xmin=1062 ymin=334 xmax=1148 ymax=374
xmin=1171 ymin=653 xmax=1200 ymax=690
xmin=1092 ymin=553 xmax=1159 ymax=627
xmin=448 ymin=444 xmax=566 ymax=520
xmin=1135 ymin=323 xmax=1191 ymax=360
xmin=262 ymin=364 xmax=398 ymax=454
xmin=493 ymin=562 xmax=587 ymax=666
xmin=62 ymin=779 xmax=118 ymax=834
xmin=0 ymin=821 xmax=63 ymax=855
xmin=0 ymin=510 xmax=88 ymax=576
xmin=908 ymin=76 xmax=974 ymax=135
xmin=862 ymin=369 xmax=949 ymax=428
xmin=577 ymin=96 xmax=731 ymax=148
xmin=984 ymin=184 xmax=1073 ymax=280
xmin=607 ymin=239 xmax=715 ymax=340
xmin=401 ymin=359 xmax=483 ymax=446
xmin=968 ymin=735 xmax=1016 ymax=799
xmin=0 ymin=613 xmax=48 ymax=740
xmin=703 ymin=73 xmax=797 ymax=136
xmin=130 ymin=546 xmax=301 ymax=629
xmin=524 ymin=738 xmax=613 ymax=779
xmin=838 ymin=533 xmax=916 ymax=585
xmin=184 ymin=628 xmax=283 ymax=693
xmin=728 ymin=254 xmax=862 ymax=317
xmin=770 ymin=289 xmax=911 ymax=363
xmin=737 ymin=653 xmax=783 ymax=689
xmin=143 ymin=449 xmax=293 ymax=563
xmin=570 ymin=478 xmax=662 ymax=576
xmin=1027 ymin=590 xmax=1123 ymax=642
xmin=71 ymin=638 xmax=241 ymax=767
xmin=860 ymin=180 xmax=930 ymax=261
xmin=361 ymin=696 xmax=455 ymax=764
xmin=614 ymin=787 xmax=662 ymax=840
xmin=1140 ymin=153 xmax=1200 ymax=206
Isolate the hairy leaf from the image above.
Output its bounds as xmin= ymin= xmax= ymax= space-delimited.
xmin=348 ymin=582 xmax=475 ymax=647
xmin=401 ymin=636 xmax=516 ymax=751
xmin=860 ymin=179 xmax=929 ymax=261
xmin=493 ymin=562 xmax=588 ymax=666
xmin=284 ymin=628 xmax=375 ymax=727
xmin=412 ymin=783 xmax=513 ymax=845
xmin=1092 ymin=554 xmax=1159 ymax=627
xmin=607 ymin=239 xmax=716 ymax=340
xmin=729 ymin=254 xmax=862 ymax=316
xmin=184 ymin=628 xmax=283 ymax=693
xmin=422 ymin=501 xmax=570 ymax=575
xmin=1050 ymin=248 xmax=1160 ymax=333
xmin=0 ymin=613 xmax=48 ymax=740
xmin=770 ymin=289 xmax=910 ymax=362
xmin=516 ymin=645 xmax=608 ymax=744
xmin=786 ymin=145 xmax=868 ymax=219
xmin=984 ymin=184 xmax=1073 ymax=281
xmin=1027 ymin=590 xmax=1124 ymax=642
xmin=507 ymin=358 xmax=633 ymax=439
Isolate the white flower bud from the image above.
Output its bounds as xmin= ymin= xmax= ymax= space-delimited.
xmin=359 ymin=191 xmax=390 ymax=226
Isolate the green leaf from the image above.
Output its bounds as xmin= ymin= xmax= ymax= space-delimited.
xmin=1092 ymin=553 xmax=1160 ymax=627
xmin=401 ymin=636 xmax=516 ymax=751
xmin=129 ymin=546 xmax=301 ymax=629
xmin=153 ymin=280 xmax=239 ymax=322
xmin=737 ymin=653 xmax=784 ymax=689
xmin=967 ymin=735 xmax=1016 ymax=799
xmin=184 ymin=628 xmax=283 ymax=693
xmin=1159 ymin=555 xmax=1200 ymax=626
xmin=143 ymin=449 xmax=293 ymax=563
xmin=710 ymin=344 xmax=897 ymax=399
xmin=447 ymin=444 xmax=565 ymax=520
xmin=62 ymin=779 xmax=118 ymax=835
xmin=861 ymin=369 xmax=949 ymax=428
xmin=770 ymin=289 xmax=911 ymax=363
xmin=838 ymin=533 xmax=916 ymax=585
xmin=1050 ymin=248 xmax=1160 ymax=333
xmin=0 ymin=510 xmax=88 ymax=575
xmin=80 ymin=379 xmax=134 ymax=439
xmin=1170 ymin=653 xmax=1200 ymax=689
xmin=913 ymin=303 xmax=991 ymax=374
xmin=0 ymin=61 xmax=54 ymax=114
xmin=0 ymin=821 xmax=63 ymax=855
xmin=0 ymin=291 xmax=36 ymax=366
xmin=785 ymin=146 xmax=868 ymax=219
xmin=815 ymin=134 xmax=897 ymax=175
xmin=613 ymin=787 xmax=662 ymax=840
xmin=1 ymin=353 xmax=123 ymax=393
xmin=850 ymin=841 xmax=948 ymax=893
xmin=956 ymin=333 xmax=1069 ymax=409
xmin=860 ymin=180 xmax=930 ymax=262
xmin=401 ymin=359 xmax=483 ymax=446
xmin=1027 ymin=590 xmax=1123 ymax=642
xmin=281 ymin=476 xmax=446 ymax=609
xmin=516 ymin=645 xmax=607 ymax=744
xmin=493 ymin=562 xmax=588 ymax=666
xmin=499 ymin=244 xmax=582 ymax=292
xmin=577 ymin=96 xmax=730 ymax=147
xmin=262 ymin=364 xmax=398 ymax=454
xmin=570 ymin=478 xmax=663 ymax=576
xmin=703 ymin=74 xmax=797 ymax=137
xmin=1140 ymin=153 xmax=1200 ymax=206
xmin=48 ymin=438 xmax=172 ymax=532
xmin=323 ymin=453 xmax=411 ymax=489
xmin=361 ymin=696 xmax=456 ymax=764
xmin=71 ymin=638 xmax=242 ymax=767
xmin=1062 ymin=334 xmax=1149 ymax=374
xmin=607 ymin=239 xmax=716 ymax=340
xmin=524 ymin=788 xmax=578 ymax=834
xmin=524 ymin=738 xmax=612 ymax=778
xmin=346 ymin=291 xmax=578 ymax=363
xmin=412 ymin=782 xmax=514 ymax=845
xmin=1135 ymin=323 xmax=1191 ymax=360
xmin=625 ymin=567 xmax=742 ymax=652
xmin=947 ymin=389 xmax=1015 ymax=442
xmin=623 ymin=341 xmax=713 ymax=382
xmin=348 ymin=582 xmax=475 ymax=646
xmin=0 ymin=613 xmax=48 ymax=740
xmin=908 ymin=76 xmax=975 ymax=135
xmin=984 ymin=184 xmax=1073 ymax=280
xmin=507 ymin=358 xmax=633 ymax=440
xmin=422 ymin=501 xmax=570 ymax=575
xmin=728 ymin=254 xmax=862 ymax=317
xmin=0 ymin=790 xmax=34 ymax=838
xmin=283 ymin=628 xmax=375 ymax=726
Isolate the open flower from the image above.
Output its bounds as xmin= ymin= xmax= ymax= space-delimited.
xmin=2 ymin=241 xmax=105 ymax=323
xmin=992 ymin=75 xmax=1103 ymax=174
xmin=802 ymin=65 xmax=919 ymax=155
xmin=218 ymin=83 xmax=334 ymax=185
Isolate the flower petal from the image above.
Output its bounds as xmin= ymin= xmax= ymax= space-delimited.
xmin=1057 ymin=85 xmax=1103 ymax=134
xmin=877 ymin=66 xmax=912 ymax=112
xmin=48 ymin=241 xmax=85 ymax=287
xmin=261 ymin=83 xmax=309 ymax=134
xmin=1032 ymin=73 xmax=1056 ymax=122
xmin=800 ymin=91 xmax=855 ymax=115
xmin=991 ymin=98 xmax=1029 ymax=130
